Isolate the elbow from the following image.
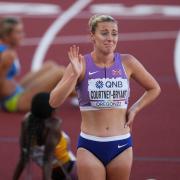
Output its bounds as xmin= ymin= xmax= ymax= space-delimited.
xmin=156 ymin=84 xmax=161 ymax=97
xmin=146 ymin=83 xmax=161 ymax=99
xmin=152 ymin=84 xmax=161 ymax=99
xmin=49 ymin=91 xmax=60 ymax=108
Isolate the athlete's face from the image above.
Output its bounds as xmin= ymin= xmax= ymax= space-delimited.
xmin=91 ymin=22 xmax=118 ymax=54
xmin=9 ymin=23 xmax=25 ymax=46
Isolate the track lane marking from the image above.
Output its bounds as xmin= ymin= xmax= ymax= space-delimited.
xmin=22 ymin=31 xmax=178 ymax=46
xmin=31 ymin=0 xmax=92 ymax=71
xmin=174 ymin=31 xmax=180 ymax=88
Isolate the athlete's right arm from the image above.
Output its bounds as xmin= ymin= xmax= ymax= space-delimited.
xmin=0 ymin=50 xmax=16 ymax=76
xmin=0 ymin=50 xmax=15 ymax=86
xmin=49 ymin=45 xmax=84 ymax=108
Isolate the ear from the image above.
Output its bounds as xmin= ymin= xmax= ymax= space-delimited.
xmin=89 ymin=32 xmax=95 ymax=43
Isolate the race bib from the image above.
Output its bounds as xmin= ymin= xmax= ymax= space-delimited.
xmin=88 ymin=78 xmax=129 ymax=108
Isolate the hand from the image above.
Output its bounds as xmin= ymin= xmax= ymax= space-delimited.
xmin=68 ymin=45 xmax=83 ymax=77
xmin=125 ymin=107 xmax=138 ymax=131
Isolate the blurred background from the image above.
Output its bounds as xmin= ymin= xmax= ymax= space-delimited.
xmin=0 ymin=0 xmax=180 ymax=179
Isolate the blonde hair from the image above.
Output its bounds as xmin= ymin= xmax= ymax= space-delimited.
xmin=0 ymin=17 xmax=22 ymax=39
xmin=88 ymin=14 xmax=117 ymax=33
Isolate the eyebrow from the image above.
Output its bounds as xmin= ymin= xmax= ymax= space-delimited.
xmin=100 ymin=29 xmax=118 ymax=32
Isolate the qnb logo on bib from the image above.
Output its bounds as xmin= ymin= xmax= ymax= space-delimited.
xmin=95 ymin=80 xmax=104 ymax=89
xmin=88 ymin=78 xmax=129 ymax=108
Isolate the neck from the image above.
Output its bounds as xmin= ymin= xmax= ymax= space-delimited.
xmin=92 ymin=48 xmax=114 ymax=65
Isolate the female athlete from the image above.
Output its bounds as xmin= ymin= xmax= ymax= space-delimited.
xmin=13 ymin=92 xmax=76 ymax=180
xmin=0 ymin=17 xmax=65 ymax=112
xmin=49 ymin=15 xmax=161 ymax=180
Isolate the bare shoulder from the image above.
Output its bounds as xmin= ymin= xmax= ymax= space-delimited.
xmin=121 ymin=54 xmax=139 ymax=66
xmin=121 ymin=54 xmax=160 ymax=90
xmin=121 ymin=54 xmax=140 ymax=77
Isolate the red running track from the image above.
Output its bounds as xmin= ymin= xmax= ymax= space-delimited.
xmin=0 ymin=0 xmax=180 ymax=179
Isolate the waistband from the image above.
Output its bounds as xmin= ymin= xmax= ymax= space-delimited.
xmin=80 ymin=104 xmax=127 ymax=111
xmin=80 ymin=132 xmax=131 ymax=142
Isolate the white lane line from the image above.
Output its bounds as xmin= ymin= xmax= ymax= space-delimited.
xmin=174 ymin=31 xmax=180 ymax=88
xmin=90 ymin=3 xmax=180 ymax=17
xmin=31 ymin=0 xmax=92 ymax=71
xmin=76 ymin=11 xmax=180 ymax=20
xmin=0 ymin=2 xmax=61 ymax=15
xmin=7 ymin=12 xmax=180 ymax=20
xmin=22 ymin=31 xmax=178 ymax=46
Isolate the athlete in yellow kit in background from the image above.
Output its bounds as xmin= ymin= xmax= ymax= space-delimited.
xmin=13 ymin=92 xmax=76 ymax=180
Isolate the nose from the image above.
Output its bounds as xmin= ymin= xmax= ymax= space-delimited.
xmin=106 ymin=34 xmax=113 ymax=41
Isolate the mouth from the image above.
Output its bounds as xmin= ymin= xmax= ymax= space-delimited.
xmin=104 ymin=43 xmax=113 ymax=46
xmin=104 ymin=44 xmax=114 ymax=48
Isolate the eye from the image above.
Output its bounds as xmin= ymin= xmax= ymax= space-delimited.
xmin=112 ymin=32 xmax=118 ymax=36
xmin=101 ymin=32 xmax=108 ymax=36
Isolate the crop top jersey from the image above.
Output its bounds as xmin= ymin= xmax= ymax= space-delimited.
xmin=76 ymin=53 xmax=130 ymax=111
xmin=0 ymin=44 xmax=20 ymax=80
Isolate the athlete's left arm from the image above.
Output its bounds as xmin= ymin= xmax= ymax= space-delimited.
xmin=13 ymin=118 xmax=29 ymax=180
xmin=122 ymin=54 xmax=161 ymax=127
xmin=43 ymin=118 xmax=61 ymax=180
